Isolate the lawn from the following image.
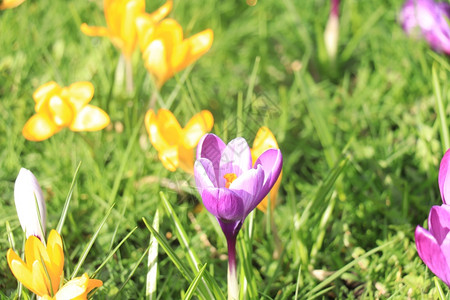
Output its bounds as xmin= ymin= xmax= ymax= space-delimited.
xmin=0 ymin=0 xmax=448 ymax=298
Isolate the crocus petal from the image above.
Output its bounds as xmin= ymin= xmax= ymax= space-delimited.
xmin=428 ymin=205 xmax=450 ymax=243
xmin=69 ymin=105 xmax=110 ymax=132
xmin=65 ymin=81 xmax=94 ymax=112
xmin=439 ymin=149 xmax=450 ymax=204
xmin=48 ymin=95 xmax=74 ymax=127
xmin=251 ymin=126 xmax=279 ymax=163
xmin=201 ymin=188 xmax=245 ymax=221
xmin=7 ymin=249 xmax=47 ymax=296
xmin=14 ymin=168 xmax=46 ymax=240
xmin=174 ymin=29 xmax=213 ymax=73
xmin=0 ymin=0 xmax=25 ymax=9
xmin=54 ymin=273 xmax=102 ymax=300
xmin=157 ymin=145 xmax=179 ymax=172
xmin=415 ymin=225 xmax=450 ymax=286
xmin=46 ymin=230 xmax=64 ymax=293
xmin=257 ymin=170 xmax=282 ymax=212
xmin=400 ymin=0 xmax=450 ymax=54
xmin=254 ymin=148 xmax=283 ymax=202
xmin=23 ymin=114 xmax=59 ymax=142
xmin=219 ymin=137 xmax=252 ymax=187
xmin=80 ymin=24 xmax=110 ymax=37
xmin=194 ymin=158 xmax=217 ymax=190
xmin=182 ymin=110 xmax=214 ymax=149
xmin=120 ymin=0 xmax=145 ymax=57
xmin=147 ymin=0 xmax=173 ymax=23
xmin=197 ymin=133 xmax=226 ymax=181
xmin=177 ymin=144 xmax=194 ymax=174
xmin=229 ymin=165 xmax=265 ymax=216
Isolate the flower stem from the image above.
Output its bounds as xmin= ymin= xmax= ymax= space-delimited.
xmin=125 ymin=56 xmax=134 ymax=94
xmin=227 ymin=236 xmax=239 ymax=300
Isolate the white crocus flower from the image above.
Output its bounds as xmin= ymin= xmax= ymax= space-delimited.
xmin=14 ymin=168 xmax=46 ymax=241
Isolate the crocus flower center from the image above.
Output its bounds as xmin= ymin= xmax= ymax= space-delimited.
xmin=224 ymin=173 xmax=237 ymax=188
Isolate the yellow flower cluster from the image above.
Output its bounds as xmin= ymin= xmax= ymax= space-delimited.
xmin=81 ymin=0 xmax=213 ymax=88
xmin=7 ymin=230 xmax=102 ymax=299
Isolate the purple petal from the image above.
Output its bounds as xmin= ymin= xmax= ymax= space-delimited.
xmin=254 ymin=148 xmax=283 ymax=202
xmin=201 ymin=188 xmax=245 ymax=222
xmin=439 ymin=149 xmax=450 ymax=204
xmin=428 ymin=205 xmax=450 ymax=244
xmin=197 ymin=134 xmax=226 ymax=182
xmin=218 ymin=137 xmax=252 ymax=188
xmin=229 ymin=165 xmax=265 ymax=216
xmin=194 ymin=158 xmax=217 ymax=191
xmin=400 ymin=0 xmax=450 ymax=54
xmin=415 ymin=226 xmax=450 ymax=286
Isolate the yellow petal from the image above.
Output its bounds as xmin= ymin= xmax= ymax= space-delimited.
xmin=135 ymin=14 xmax=157 ymax=52
xmin=23 ymin=114 xmax=59 ymax=141
xmin=7 ymin=248 xmax=48 ymax=296
xmin=64 ymin=81 xmax=94 ymax=112
xmin=155 ymin=109 xmax=183 ymax=146
xmin=69 ymin=105 xmax=110 ymax=132
xmin=46 ymin=230 xmax=64 ymax=294
xmin=141 ymin=19 xmax=184 ymax=87
xmin=145 ymin=109 xmax=169 ymax=152
xmin=182 ymin=110 xmax=214 ymax=149
xmin=174 ymin=29 xmax=213 ymax=73
xmin=148 ymin=0 xmax=173 ymax=23
xmin=257 ymin=170 xmax=282 ymax=212
xmin=33 ymin=81 xmax=60 ymax=112
xmin=0 ymin=0 xmax=25 ymax=9
xmin=48 ymin=95 xmax=74 ymax=127
xmin=251 ymin=126 xmax=279 ymax=164
xmin=158 ymin=146 xmax=179 ymax=172
xmin=80 ymin=23 xmax=110 ymax=37
xmin=177 ymin=145 xmax=194 ymax=174
xmin=120 ymin=0 xmax=145 ymax=57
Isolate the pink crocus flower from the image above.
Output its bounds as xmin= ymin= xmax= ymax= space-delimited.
xmin=194 ymin=133 xmax=282 ymax=299
xmin=399 ymin=0 xmax=450 ymax=54
xmin=415 ymin=149 xmax=450 ymax=286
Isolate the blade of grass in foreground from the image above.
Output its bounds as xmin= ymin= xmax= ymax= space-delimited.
xmin=305 ymin=238 xmax=398 ymax=299
xmin=117 ymin=244 xmax=151 ymax=295
xmin=184 ymin=263 xmax=208 ymax=300
xmin=432 ymin=63 xmax=450 ymax=152
xmin=56 ymin=161 xmax=82 ymax=234
xmin=146 ymin=209 xmax=159 ymax=300
xmin=91 ymin=226 xmax=137 ymax=278
xmin=70 ymin=204 xmax=115 ymax=279
xmin=434 ymin=277 xmax=446 ymax=300
xmin=159 ymin=192 xmax=224 ymax=300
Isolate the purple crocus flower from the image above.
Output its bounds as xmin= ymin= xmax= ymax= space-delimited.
xmin=194 ymin=133 xmax=282 ymax=299
xmin=415 ymin=204 xmax=450 ymax=286
xmin=399 ymin=0 xmax=450 ymax=54
xmin=438 ymin=148 xmax=450 ymax=203
xmin=415 ymin=149 xmax=450 ymax=286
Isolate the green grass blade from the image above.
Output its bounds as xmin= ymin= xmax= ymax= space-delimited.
xmin=305 ymin=238 xmax=398 ymax=299
xmin=142 ymin=217 xmax=195 ymax=282
xmin=91 ymin=226 xmax=137 ymax=278
xmin=108 ymin=114 xmax=143 ymax=205
xmin=159 ymin=191 xmax=221 ymax=300
xmin=117 ymin=244 xmax=150 ymax=295
xmin=434 ymin=277 xmax=446 ymax=300
xmin=70 ymin=204 xmax=114 ymax=279
xmin=146 ymin=209 xmax=159 ymax=300
xmin=432 ymin=63 xmax=450 ymax=152
xmin=184 ymin=264 xmax=207 ymax=300
xmin=56 ymin=161 xmax=82 ymax=234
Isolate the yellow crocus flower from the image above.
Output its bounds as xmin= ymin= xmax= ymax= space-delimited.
xmin=7 ymin=230 xmax=102 ymax=299
xmin=251 ymin=126 xmax=283 ymax=212
xmin=145 ymin=108 xmax=214 ymax=173
xmin=22 ymin=81 xmax=110 ymax=141
xmin=136 ymin=16 xmax=213 ymax=88
xmin=0 ymin=0 xmax=25 ymax=10
xmin=41 ymin=273 xmax=103 ymax=300
xmin=81 ymin=0 xmax=172 ymax=59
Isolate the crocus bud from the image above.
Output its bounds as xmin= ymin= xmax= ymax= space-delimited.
xmin=14 ymin=168 xmax=46 ymax=240
xmin=324 ymin=0 xmax=340 ymax=61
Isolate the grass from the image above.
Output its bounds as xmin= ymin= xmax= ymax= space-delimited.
xmin=0 ymin=0 xmax=449 ymax=298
